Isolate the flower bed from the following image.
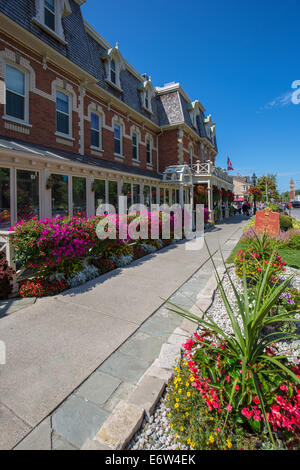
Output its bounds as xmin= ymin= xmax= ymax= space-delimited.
xmin=164 ymin=242 xmax=300 ymax=450
xmin=10 ymin=210 xmax=197 ymax=298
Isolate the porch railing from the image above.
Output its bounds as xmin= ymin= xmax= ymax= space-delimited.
xmin=192 ymin=161 xmax=233 ymax=184
xmin=0 ymin=231 xmax=19 ymax=297
xmin=0 ymin=231 xmax=16 ymax=270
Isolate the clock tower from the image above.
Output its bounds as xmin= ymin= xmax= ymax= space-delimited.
xmin=289 ymin=178 xmax=296 ymax=202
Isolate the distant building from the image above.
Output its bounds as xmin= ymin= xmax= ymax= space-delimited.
xmin=289 ymin=178 xmax=296 ymax=202
xmin=232 ymin=175 xmax=252 ymax=202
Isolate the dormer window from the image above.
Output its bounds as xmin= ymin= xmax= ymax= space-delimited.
xmin=188 ymin=101 xmax=201 ymax=129
xmin=102 ymin=44 xmax=125 ymax=92
xmin=44 ymin=0 xmax=56 ymax=31
xmin=204 ymin=115 xmax=216 ymax=142
xmin=33 ymin=0 xmax=72 ymax=44
xmin=138 ymin=77 xmax=155 ymax=113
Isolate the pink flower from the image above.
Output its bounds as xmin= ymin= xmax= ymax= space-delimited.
xmin=226 ymin=404 xmax=232 ymax=411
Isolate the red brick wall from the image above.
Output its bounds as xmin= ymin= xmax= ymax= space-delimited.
xmin=158 ymin=129 xmax=179 ymax=171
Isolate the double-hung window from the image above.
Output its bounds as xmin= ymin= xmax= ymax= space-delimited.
xmin=5 ymin=65 xmax=26 ymax=121
xmin=91 ymin=113 xmax=101 ymax=149
xmin=146 ymin=139 xmax=152 ymax=165
xmin=56 ymin=90 xmax=70 ymax=136
xmin=44 ymin=0 xmax=56 ymax=31
xmin=114 ymin=123 xmax=122 ymax=155
xmin=132 ymin=132 xmax=138 ymax=160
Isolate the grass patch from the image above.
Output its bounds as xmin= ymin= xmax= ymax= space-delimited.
xmin=226 ymin=241 xmax=300 ymax=269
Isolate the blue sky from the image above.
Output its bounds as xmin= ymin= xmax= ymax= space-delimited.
xmin=82 ymin=0 xmax=300 ymax=194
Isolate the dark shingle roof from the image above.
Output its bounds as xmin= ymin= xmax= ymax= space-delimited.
xmin=0 ymin=0 xmax=217 ymax=149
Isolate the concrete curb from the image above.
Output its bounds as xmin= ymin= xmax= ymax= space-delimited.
xmin=81 ymin=267 xmax=226 ymax=451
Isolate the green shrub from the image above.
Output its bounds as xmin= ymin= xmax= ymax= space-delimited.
xmin=280 ymin=215 xmax=293 ymax=231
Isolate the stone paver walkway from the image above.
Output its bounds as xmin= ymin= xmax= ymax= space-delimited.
xmin=0 ymin=216 xmax=247 ymax=450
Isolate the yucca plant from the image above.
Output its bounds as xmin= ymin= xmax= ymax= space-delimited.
xmin=167 ymin=243 xmax=300 ymax=448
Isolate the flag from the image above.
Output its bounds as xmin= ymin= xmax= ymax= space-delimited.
xmin=227 ymin=157 xmax=234 ymax=171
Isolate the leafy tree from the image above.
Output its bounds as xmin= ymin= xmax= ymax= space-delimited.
xmin=257 ymin=175 xmax=279 ymax=202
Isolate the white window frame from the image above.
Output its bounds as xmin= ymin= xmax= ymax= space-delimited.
xmin=15 ymin=167 xmax=41 ymax=222
xmin=3 ymin=63 xmax=30 ymax=126
xmin=33 ymin=0 xmax=72 ymax=44
xmin=90 ymin=111 xmax=102 ymax=150
xmin=132 ymin=131 xmax=139 ymax=161
xmin=102 ymin=47 xmax=125 ymax=93
xmin=146 ymin=137 xmax=152 ymax=165
xmin=55 ymin=89 xmax=73 ymax=139
xmin=113 ymin=122 xmax=123 ymax=157
xmin=44 ymin=0 xmax=56 ymax=31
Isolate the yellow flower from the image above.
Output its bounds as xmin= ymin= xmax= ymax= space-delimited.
xmin=180 ymin=426 xmax=184 ymax=432
xmin=209 ymin=417 xmax=214 ymax=421
xmin=226 ymin=440 xmax=232 ymax=449
xmin=176 ymin=398 xmax=179 ymax=403
xmin=185 ymin=412 xmax=189 ymax=417
xmin=187 ymin=392 xmax=191 ymax=397
xmin=209 ymin=435 xmax=215 ymax=444
xmin=190 ymin=376 xmax=195 ymax=382
xmin=187 ymin=438 xmax=191 ymax=445
xmin=191 ymin=442 xmax=196 ymax=448
xmin=174 ymin=403 xmax=179 ymax=409
xmin=185 ymin=382 xmax=190 ymax=387
xmin=168 ymin=413 xmax=171 ymax=418
xmin=178 ymin=389 xmax=182 ymax=394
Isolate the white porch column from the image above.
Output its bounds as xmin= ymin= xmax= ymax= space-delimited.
xmin=43 ymin=168 xmax=52 ymax=219
xmin=179 ymin=185 xmax=184 ymax=208
xmin=87 ymin=177 xmax=94 ymax=217
xmin=207 ymin=182 xmax=214 ymax=222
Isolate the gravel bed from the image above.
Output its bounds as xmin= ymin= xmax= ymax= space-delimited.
xmin=127 ymin=266 xmax=300 ymax=450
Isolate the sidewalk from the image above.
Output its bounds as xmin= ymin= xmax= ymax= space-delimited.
xmin=0 ymin=216 xmax=247 ymax=450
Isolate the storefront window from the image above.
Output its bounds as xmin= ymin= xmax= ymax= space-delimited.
xmin=151 ymin=187 xmax=157 ymax=205
xmin=108 ymin=181 xmax=118 ymax=211
xmin=51 ymin=174 xmax=68 ymax=218
xmin=132 ymin=184 xmax=140 ymax=205
xmin=172 ymin=189 xmax=176 ymax=205
xmin=0 ymin=168 xmax=10 ymax=229
xmin=17 ymin=169 xmax=39 ymax=221
xmin=122 ymin=182 xmax=132 ymax=207
xmin=73 ymin=177 xmax=86 ymax=217
xmin=144 ymin=185 xmax=151 ymax=208
xmin=94 ymin=179 xmax=106 ymax=214
xmin=159 ymin=188 xmax=164 ymax=205
xmin=165 ymin=189 xmax=170 ymax=205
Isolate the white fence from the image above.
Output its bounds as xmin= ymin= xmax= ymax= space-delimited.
xmin=0 ymin=231 xmax=16 ymax=270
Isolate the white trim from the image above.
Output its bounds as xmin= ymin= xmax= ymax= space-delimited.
xmin=55 ymin=88 xmax=73 ymax=139
xmin=1 ymin=60 xmax=31 ymax=126
xmin=32 ymin=0 xmax=72 ymax=44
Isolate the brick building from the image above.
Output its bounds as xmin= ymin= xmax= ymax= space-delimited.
xmin=0 ymin=0 xmax=233 ymax=229
xmin=233 ymin=175 xmax=252 ymax=203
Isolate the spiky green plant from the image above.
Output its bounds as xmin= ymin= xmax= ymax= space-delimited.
xmin=167 ymin=244 xmax=300 ymax=447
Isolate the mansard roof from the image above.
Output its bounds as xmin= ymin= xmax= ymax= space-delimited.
xmin=0 ymin=0 xmax=217 ymax=150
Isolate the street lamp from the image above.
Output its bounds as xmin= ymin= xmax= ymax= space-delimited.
xmin=252 ymin=173 xmax=257 ymax=215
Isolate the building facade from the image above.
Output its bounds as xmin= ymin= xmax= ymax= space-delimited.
xmin=233 ymin=175 xmax=252 ymax=203
xmin=0 ymin=0 xmax=233 ymax=231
